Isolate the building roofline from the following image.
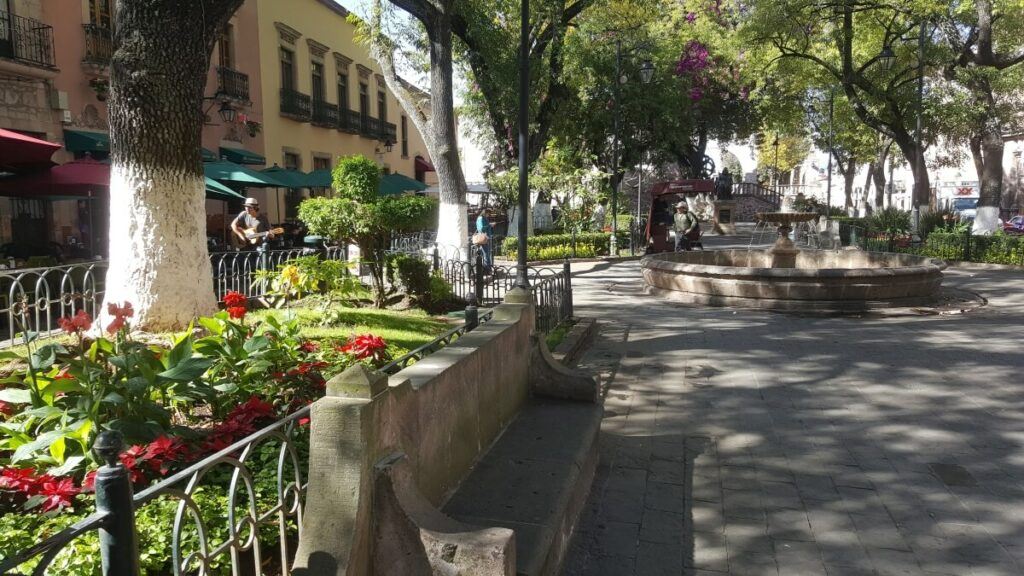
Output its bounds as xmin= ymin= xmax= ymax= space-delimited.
xmin=315 ymin=0 xmax=350 ymax=18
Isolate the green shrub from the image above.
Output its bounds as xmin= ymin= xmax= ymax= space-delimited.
xmin=500 ymin=232 xmax=627 ymax=261
xmin=391 ymin=254 xmax=432 ymax=296
xmin=868 ymin=207 xmax=912 ymax=236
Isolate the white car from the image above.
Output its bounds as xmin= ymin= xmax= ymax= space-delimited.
xmin=952 ymin=198 xmax=978 ymax=220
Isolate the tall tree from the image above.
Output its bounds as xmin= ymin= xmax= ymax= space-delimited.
xmin=935 ymin=0 xmax=1024 ymax=233
xmin=746 ymin=0 xmax=937 ymax=210
xmin=359 ymin=0 xmax=470 ymax=258
xmin=103 ymin=0 xmax=243 ymax=330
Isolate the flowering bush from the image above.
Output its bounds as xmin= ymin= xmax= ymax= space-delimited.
xmin=337 ymin=334 xmax=392 ymax=367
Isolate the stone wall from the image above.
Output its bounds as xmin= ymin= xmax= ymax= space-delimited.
xmin=734 ymin=194 xmax=780 ymax=221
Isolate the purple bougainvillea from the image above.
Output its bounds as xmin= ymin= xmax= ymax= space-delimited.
xmin=675 ymin=40 xmax=710 ymax=76
xmin=685 ymin=11 xmax=698 ymax=23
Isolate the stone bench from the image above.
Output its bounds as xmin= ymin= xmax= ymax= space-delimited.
xmin=291 ymin=296 xmax=601 ymax=576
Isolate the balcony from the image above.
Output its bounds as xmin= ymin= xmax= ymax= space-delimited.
xmin=280 ymin=87 xmax=311 ymax=121
xmin=217 ymin=66 xmax=249 ymax=102
xmin=311 ymin=99 xmax=338 ymax=127
xmin=82 ymin=24 xmax=113 ymax=67
xmin=0 ymin=10 xmax=56 ymax=71
xmin=339 ymin=108 xmax=361 ymax=134
xmin=381 ymin=121 xmax=397 ymax=144
xmin=361 ymin=116 xmax=381 ymax=139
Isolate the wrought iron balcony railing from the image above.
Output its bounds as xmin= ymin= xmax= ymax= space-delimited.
xmin=0 ymin=10 xmax=56 ymax=69
xmin=339 ymin=108 xmax=361 ymax=134
xmin=82 ymin=24 xmax=113 ymax=65
xmin=311 ymin=99 xmax=338 ymax=127
xmin=381 ymin=121 xmax=397 ymax=144
xmin=280 ymin=87 xmax=311 ymax=121
xmin=217 ymin=66 xmax=249 ymax=101
xmin=361 ymin=116 xmax=381 ymax=139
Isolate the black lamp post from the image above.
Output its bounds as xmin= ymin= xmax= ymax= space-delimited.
xmin=515 ymin=0 xmax=530 ymax=290
xmin=771 ymin=137 xmax=780 ymax=189
xmin=610 ymin=50 xmax=654 ymax=256
xmin=636 ymin=59 xmax=654 ymax=227
xmin=877 ymin=45 xmax=897 ymax=72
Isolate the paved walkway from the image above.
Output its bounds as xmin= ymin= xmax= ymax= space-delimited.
xmin=562 ymin=243 xmax=1024 ymax=576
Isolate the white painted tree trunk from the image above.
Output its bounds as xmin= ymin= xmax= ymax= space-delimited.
xmin=972 ymin=206 xmax=1000 ymax=235
xmin=436 ymin=199 xmax=468 ymax=260
xmin=102 ymin=166 xmax=217 ymax=330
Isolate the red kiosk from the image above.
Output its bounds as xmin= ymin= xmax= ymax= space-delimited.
xmin=644 ymin=179 xmax=714 ymax=253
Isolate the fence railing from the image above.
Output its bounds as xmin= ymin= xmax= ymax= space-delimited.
xmin=82 ymin=24 xmax=113 ymax=65
xmin=0 ymin=10 xmax=56 ymax=69
xmin=840 ymin=227 xmax=1024 ymax=266
xmin=217 ymin=66 xmax=250 ymax=102
xmin=0 ymin=290 xmax=502 ymax=575
xmin=279 ymin=88 xmax=311 ymax=121
xmin=0 ymin=248 xmax=346 ymax=346
xmin=0 ymin=261 xmax=108 ymax=347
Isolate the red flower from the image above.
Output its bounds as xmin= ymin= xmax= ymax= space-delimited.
xmin=338 ymin=334 xmax=389 ymax=361
xmin=53 ymin=369 xmax=74 ymax=381
xmin=81 ymin=470 xmax=97 ymax=492
xmin=0 ymin=400 xmax=12 ymax=417
xmin=106 ymin=316 xmax=125 ymax=334
xmin=298 ymin=340 xmax=320 ymax=353
xmin=37 ymin=476 xmax=78 ymax=512
xmin=119 ymin=445 xmax=148 ymax=485
xmin=143 ymin=435 xmax=188 ymax=475
xmin=106 ymin=301 xmax=134 ymax=319
xmin=227 ymin=396 xmax=276 ymax=424
xmin=227 ymin=306 xmax=247 ymax=320
xmin=0 ymin=467 xmax=40 ymax=492
xmin=203 ymin=435 xmax=234 ymax=454
xmin=223 ymin=291 xmax=247 ymax=308
xmin=58 ymin=310 xmax=92 ymax=334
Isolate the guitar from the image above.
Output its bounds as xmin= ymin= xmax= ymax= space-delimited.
xmin=244 ymin=227 xmax=284 ymax=245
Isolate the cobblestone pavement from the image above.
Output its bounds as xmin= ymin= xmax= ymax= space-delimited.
xmin=561 ymin=248 xmax=1024 ymax=576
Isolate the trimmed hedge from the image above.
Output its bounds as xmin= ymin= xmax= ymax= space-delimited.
xmin=501 ymin=232 xmax=628 ymax=261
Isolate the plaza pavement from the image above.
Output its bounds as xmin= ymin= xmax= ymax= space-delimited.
xmin=561 ymin=235 xmax=1024 ymax=576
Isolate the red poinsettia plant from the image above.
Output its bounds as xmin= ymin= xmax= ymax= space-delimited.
xmin=336 ymin=334 xmax=391 ymax=367
xmin=223 ymin=291 xmax=248 ymax=320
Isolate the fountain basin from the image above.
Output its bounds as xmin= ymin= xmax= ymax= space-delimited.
xmin=641 ymin=249 xmax=947 ymax=311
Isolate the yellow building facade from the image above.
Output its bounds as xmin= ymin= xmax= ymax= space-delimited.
xmin=250 ymin=0 xmax=434 ymax=222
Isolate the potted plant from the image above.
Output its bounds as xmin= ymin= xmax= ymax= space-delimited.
xmin=89 ymin=77 xmax=109 ymax=101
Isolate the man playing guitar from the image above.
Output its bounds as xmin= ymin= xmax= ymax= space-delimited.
xmin=230 ymin=197 xmax=281 ymax=249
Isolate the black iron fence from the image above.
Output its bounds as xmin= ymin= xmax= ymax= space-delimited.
xmin=217 ymin=66 xmax=250 ymax=101
xmin=0 ymin=248 xmax=346 ymax=347
xmin=0 ymin=298 xmax=501 ymax=575
xmin=82 ymin=24 xmax=112 ymax=65
xmin=338 ymin=109 xmax=361 ymax=134
xmin=279 ymin=88 xmax=311 ymax=121
xmin=0 ymin=10 xmax=56 ymax=69
xmin=838 ymin=225 xmax=1024 ymax=266
xmin=311 ymin=99 xmax=338 ymax=127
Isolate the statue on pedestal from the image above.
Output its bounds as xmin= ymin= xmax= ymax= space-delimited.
xmin=715 ymin=168 xmax=733 ymax=200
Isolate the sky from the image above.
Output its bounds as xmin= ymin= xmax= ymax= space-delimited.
xmin=338 ymin=0 xmax=488 ymax=182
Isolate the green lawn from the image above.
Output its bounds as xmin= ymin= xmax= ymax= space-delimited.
xmin=249 ymin=305 xmax=450 ymax=356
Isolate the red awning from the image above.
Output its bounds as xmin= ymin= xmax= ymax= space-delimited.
xmin=0 ymin=128 xmax=60 ymax=172
xmin=414 ymin=155 xmax=435 ymax=173
xmin=0 ymin=156 xmax=109 ymax=197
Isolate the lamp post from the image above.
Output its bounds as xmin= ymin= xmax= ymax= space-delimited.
xmin=825 ymin=90 xmax=834 ymax=215
xmin=771 ymin=137 xmax=780 ymax=189
xmin=636 ymin=59 xmax=655 ymax=237
xmin=515 ymin=0 xmax=530 ymax=290
xmin=610 ymin=38 xmax=623 ymax=256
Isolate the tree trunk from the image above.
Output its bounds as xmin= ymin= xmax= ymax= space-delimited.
xmin=103 ymin=0 xmax=241 ymax=331
xmin=862 ymin=161 xmax=875 ymax=214
xmin=891 ymin=135 xmax=931 ymax=211
xmin=872 ymin=143 xmax=890 ymax=209
xmin=843 ymin=160 xmax=856 ymax=209
xmin=425 ymin=11 xmax=469 ymax=258
xmin=972 ymin=123 xmax=1005 ymax=234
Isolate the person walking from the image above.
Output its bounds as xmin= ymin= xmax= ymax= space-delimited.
xmin=673 ymin=201 xmax=700 ymax=251
xmin=475 ymin=207 xmax=494 ymax=272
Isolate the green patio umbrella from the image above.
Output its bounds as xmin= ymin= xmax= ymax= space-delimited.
xmin=262 ymin=165 xmax=310 ymax=189
xmin=305 ymin=169 xmax=333 ymax=188
xmin=204 ymin=160 xmax=285 ymax=188
xmin=379 ymin=173 xmax=428 ymax=196
xmin=205 ymin=177 xmax=243 ymax=200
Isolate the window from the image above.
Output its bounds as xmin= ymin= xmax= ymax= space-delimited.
xmin=89 ymin=0 xmax=112 ymax=29
xmin=280 ymin=48 xmax=295 ymax=91
xmin=359 ymin=82 xmax=369 ymax=119
xmin=401 ymin=116 xmax=408 ymax=158
xmin=313 ymin=156 xmax=331 ymax=171
xmin=311 ymin=61 xmax=325 ymax=101
xmin=217 ymin=24 xmax=234 ymax=69
xmin=283 ymin=152 xmax=301 ymax=171
xmin=337 ymin=73 xmax=349 ymax=110
xmin=377 ymin=90 xmax=387 ymax=123
xmin=284 ymin=152 xmax=302 ymax=219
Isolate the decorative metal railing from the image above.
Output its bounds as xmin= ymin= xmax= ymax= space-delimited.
xmin=311 ymin=99 xmax=338 ymax=127
xmin=217 ymin=66 xmax=250 ymax=101
xmin=82 ymin=24 xmax=113 ymax=65
xmin=0 ymin=248 xmax=346 ymax=346
xmin=0 ymin=261 xmax=108 ymax=347
xmin=0 ymin=409 xmax=309 ymax=576
xmin=361 ymin=116 xmax=380 ymax=139
xmin=0 ymin=10 xmax=55 ymax=69
xmin=279 ymin=88 xmax=311 ymax=121
xmin=389 ymin=231 xmax=437 ymax=254
xmin=381 ymin=121 xmax=397 ymax=144
xmin=380 ymin=307 xmax=495 ymax=375
xmin=338 ymin=109 xmax=361 ymax=134
xmin=734 ymin=182 xmax=782 ymax=209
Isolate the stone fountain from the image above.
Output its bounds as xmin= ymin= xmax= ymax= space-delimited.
xmin=756 ymin=211 xmax=818 ymax=268
xmin=640 ymin=211 xmax=947 ymax=311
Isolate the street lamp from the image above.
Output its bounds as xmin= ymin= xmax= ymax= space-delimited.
xmin=610 ymin=46 xmax=653 ymax=256
xmin=877 ymin=45 xmax=897 ymax=72
xmin=636 ymin=60 xmax=655 ymax=240
xmin=218 ymin=101 xmax=236 ymax=124
xmin=771 ymin=137 xmax=780 ymax=189
xmin=515 ymin=0 xmax=530 ymax=290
